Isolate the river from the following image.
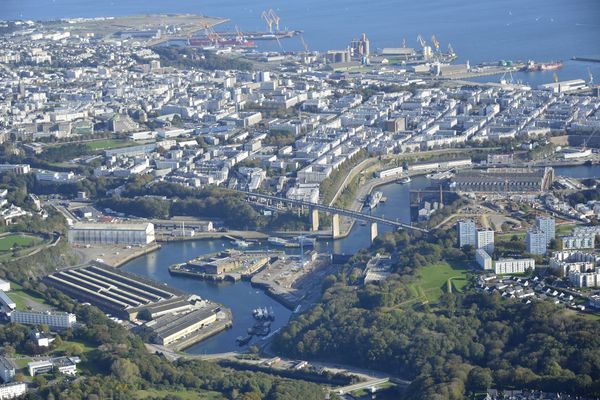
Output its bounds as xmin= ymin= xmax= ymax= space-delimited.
xmin=122 ymin=164 xmax=599 ymax=354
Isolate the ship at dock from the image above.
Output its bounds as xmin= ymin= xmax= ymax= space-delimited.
xmin=523 ymin=60 xmax=562 ymax=72
xmin=365 ymin=191 xmax=383 ymax=210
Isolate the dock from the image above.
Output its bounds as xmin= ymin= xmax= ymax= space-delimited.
xmin=572 ymin=56 xmax=600 ymax=63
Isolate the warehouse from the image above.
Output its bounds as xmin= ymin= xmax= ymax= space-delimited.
xmin=147 ymin=308 xmax=218 ymax=346
xmin=67 ymin=222 xmax=155 ymax=245
xmin=451 ymin=167 xmax=554 ymax=193
xmin=43 ymin=264 xmax=196 ymax=320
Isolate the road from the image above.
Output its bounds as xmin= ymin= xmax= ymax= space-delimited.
xmin=145 ymin=343 xmax=410 ymax=393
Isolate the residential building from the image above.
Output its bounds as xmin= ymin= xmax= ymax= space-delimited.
xmin=494 ymin=258 xmax=535 ymax=275
xmin=0 ymin=382 xmax=26 ymax=399
xmin=569 ymin=267 xmax=600 ymax=288
xmin=476 ymin=248 xmax=493 ymax=270
xmin=477 ymin=229 xmax=495 ymax=254
xmin=68 ymin=222 xmax=155 ymax=245
xmin=11 ymin=310 xmax=76 ymax=329
xmin=0 ymin=357 xmax=16 ymax=383
xmin=457 ymin=219 xmax=477 ymax=248
xmin=526 ymin=230 xmax=547 ymax=255
xmin=535 ymin=216 xmax=555 ymax=245
xmin=561 ymin=234 xmax=595 ymax=250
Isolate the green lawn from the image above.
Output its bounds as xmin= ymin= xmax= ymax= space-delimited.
xmin=408 ymin=262 xmax=471 ymax=304
xmin=0 ymin=234 xmax=40 ymax=252
xmin=134 ymin=389 xmax=225 ymax=400
xmin=85 ymin=139 xmax=135 ymax=152
xmin=7 ymin=282 xmax=52 ymax=311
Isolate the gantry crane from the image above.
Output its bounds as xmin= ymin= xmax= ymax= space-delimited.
xmin=268 ymin=9 xmax=280 ymax=32
xmin=261 ymin=10 xmax=273 ymax=33
xmin=431 ymin=34 xmax=440 ymax=52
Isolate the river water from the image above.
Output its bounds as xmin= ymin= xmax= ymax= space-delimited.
xmin=122 ymin=164 xmax=600 ymax=354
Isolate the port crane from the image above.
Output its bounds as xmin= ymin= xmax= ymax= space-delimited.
xmin=268 ymin=9 xmax=280 ymax=32
xmin=416 ymin=34 xmax=426 ymax=49
xmin=448 ymin=43 xmax=455 ymax=57
xmin=431 ymin=34 xmax=440 ymax=52
xmin=299 ymin=34 xmax=309 ymax=53
xmin=588 ymin=67 xmax=594 ymax=85
xmin=261 ymin=10 xmax=274 ymax=33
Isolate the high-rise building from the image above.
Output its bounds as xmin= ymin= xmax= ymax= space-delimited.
xmin=526 ymin=230 xmax=547 ymax=255
xmin=457 ymin=220 xmax=477 ymax=248
xmin=476 ymin=229 xmax=495 ymax=254
xmin=536 ymin=216 xmax=555 ymax=245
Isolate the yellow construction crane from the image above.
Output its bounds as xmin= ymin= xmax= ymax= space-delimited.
xmin=431 ymin=34 xmax=440 ymax=51
xmin=261 ymin=10 xmax=273 ymax=32
xmin=268 ymin=9 xmax=280 ymax=32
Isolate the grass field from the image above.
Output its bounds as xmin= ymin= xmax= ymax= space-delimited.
xmin=408 ymin=262 xmax=471 ymax=304
xmin=0 ymin=234 xmax=40 ymax=252
xmin=8 ymin=282 xmax=52 ymax=311
xmin=85 ymin=139 xmax=135 ymax=151
xmin=134 ymin=389 xmax=225 ymax=400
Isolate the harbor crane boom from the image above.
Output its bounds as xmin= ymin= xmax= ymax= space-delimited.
xmin=416 ymin=34 xmax=426 ymax=49
xmin=268 ymin=9 xmax=280 ymax=32
xmin=431 ymin=34 xmax=440 ymax=51
xmin=261 ymin=10 xmax=273 ymax=33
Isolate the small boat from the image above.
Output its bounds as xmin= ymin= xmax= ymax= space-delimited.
xmin=365 ymin=191 xmax=383 ymax=210
xmin=397 ymin=176 xmax=411 ymax=184
xmin=233 ymin=240 xmax=250 ymax=248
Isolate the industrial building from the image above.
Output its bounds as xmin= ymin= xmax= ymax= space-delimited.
xmin=147 ymin=308 xmax=218 ymax=346
xmin=44 ymin=264 xmax=202 ymax=321
xmin=68 ymin=222 xmax=155 ymax=245
xmin=28 ymin=357 xmax=80 ymax=376
xmin=10 ymin=310 xmax=76 ymax=329
xmin=451 ymin=167 xmax=554 ymax=193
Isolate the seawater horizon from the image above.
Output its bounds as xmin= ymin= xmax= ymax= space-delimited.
xmin=1 ymin=0 xmax=599 ymax=84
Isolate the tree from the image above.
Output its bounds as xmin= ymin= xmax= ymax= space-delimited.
xmin=110 ymin=358 xmax=140 ymax=383
xmin=466 ymin=367 xmax=493 ymax=392
xmin=136 ymin=309 xmax=152 ymax=321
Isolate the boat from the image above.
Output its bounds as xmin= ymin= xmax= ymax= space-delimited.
xmin=236 ymin=335 xmax=252 ymax=346
xmin=397 ymin=176 xmax=412 ymax=184
xmin=232 ymin=240 xmax=250 ymax=248
xmin=523 ymin=60 xmax=562 ymax=72
xmin=253 ymin=307 xmax=275 ymax=321
xmin=267 ymin=237 xmax=297 ymax=248
xmin=365 ymin=191 xmax=383 ymax=210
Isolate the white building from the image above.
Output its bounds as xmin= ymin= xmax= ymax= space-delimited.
xmin=476 ymin=248 xmax=493 ymax=270
xmin=569 ymin=268 xmax=600 ymax=288
xmin=526 ymin=230 xmax=547 ymax=255
xmin=549 ymin=251 xmax=597 ymax=276
xmin=457 ymin=219 xmax=477 ymax=248
xmin=0 ymin=382 xmax=26 ymax=399
xmin=0 ymin=291 xmax=15 ymax=311
xmin=0 ymin=280 xmax=10 ymax=292
xmin=562 ymin=234 xmax=595 ymax=250
xmin=11 ymin=310 xmax=76 ymax=329
xmin=28 ymin=357 xmax=80 ymax=376
xmin=494 ymin=258 xmax=535 ymax=275
xmin=476 ymin=230 xmax=495 ymax=254
xmin=536 ymin=216 xmax=555 ymax=245
xmin=68 ymin=222 xmax=155 ymax=245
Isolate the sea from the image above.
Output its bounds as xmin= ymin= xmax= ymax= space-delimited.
xmin=1 ymin=0 xmax=600 ymax=86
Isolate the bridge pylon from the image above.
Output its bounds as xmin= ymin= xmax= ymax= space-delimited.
xmin=332 ymin=213 xmax=341 ymax=239
xmin=310 ymin=208 xmax=319 ymax=231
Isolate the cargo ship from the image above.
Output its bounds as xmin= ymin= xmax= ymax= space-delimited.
xmin=188 ymin=37 xmax=255 ymax=48
xmin=523 ymin=60 xmax=562 ymax=72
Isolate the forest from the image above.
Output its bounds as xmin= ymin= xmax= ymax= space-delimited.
xmin=273 ymin=229 xmax=600 ymax=399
